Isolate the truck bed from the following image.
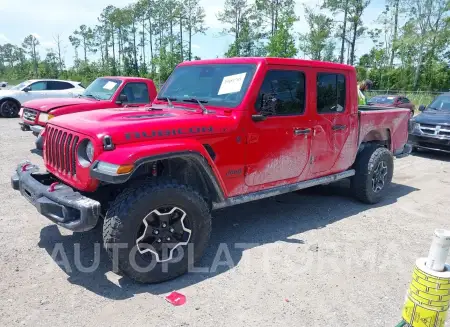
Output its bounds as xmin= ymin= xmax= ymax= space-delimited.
xmin=358 ymin=107 xmax=410 ymax=155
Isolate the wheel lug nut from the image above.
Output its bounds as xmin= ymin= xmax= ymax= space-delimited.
xmin=169 ymin=228 xmax=175 ymax=233
xmin=153 ymin=230 xmax=159 ymax=235
xmin=162 ymin=223 xmax=167 ymax=228
xmin=157 ymin=238 xmax=162 ymax=243
xmin=166 ymin=237 xmax=171 ymax=242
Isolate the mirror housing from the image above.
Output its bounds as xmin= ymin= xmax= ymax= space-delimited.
xmin=116 ymin=94 xmax=128 ymax=104
xmin=419 ymin=104 xmax=426 ymax=112
xmin=23 ymin=86 xmax=31 ymax=92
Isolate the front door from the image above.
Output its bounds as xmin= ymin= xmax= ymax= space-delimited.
xmin=18 ymin=81 xmax=48 ymax=103
xmin=245 ymin=67 xmax=312 ymax=187
xmin=310 ymin=72 xmax=351 ymax=174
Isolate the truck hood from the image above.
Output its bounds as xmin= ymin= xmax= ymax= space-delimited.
xmin=23 ymin=97 xmax=96 ymax=113
xmin=48 ymin=106 xmax=236 ymax=145
xmin=414 ymin=110 xmax=450 ymax=126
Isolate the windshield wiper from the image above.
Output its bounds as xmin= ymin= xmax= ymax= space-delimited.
xmin=428 ymin=107 xmax=439 ymax=110
xmin=183 ymin=98 xmax=210 ymax=114
xmin=157 ymin=97 xmax=177 ymax=108
xmin=83 ymin=93 xmax=100 ymax=100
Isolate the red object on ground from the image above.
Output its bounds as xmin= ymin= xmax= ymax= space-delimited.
xmin=165 ymin=292 xmax=186 ymax=306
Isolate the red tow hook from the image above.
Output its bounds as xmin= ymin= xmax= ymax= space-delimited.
xmin=21 ymin=164 xmax=32 ymax=172
xmin=48 ymin=182 xmax=59 ymax=193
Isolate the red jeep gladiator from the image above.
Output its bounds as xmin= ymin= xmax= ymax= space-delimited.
xmin=11 ymin=58 xmax=411 ymax=283
xmin=19 ymin=76 xmax=157 ymax=149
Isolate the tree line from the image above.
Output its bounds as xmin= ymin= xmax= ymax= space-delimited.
xmin=0 ymin=0 xmax=449 ymax=91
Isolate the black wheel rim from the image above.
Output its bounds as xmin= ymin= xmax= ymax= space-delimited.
xmin=1 ymin=101 xmax=19 ymax=117
xmin=136 ymin=206 xmax=191 ymax=263
xmin=372 ymin=161 xmax=388 ymax=193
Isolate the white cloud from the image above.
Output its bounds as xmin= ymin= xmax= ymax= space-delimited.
xmin=202 ymin=2 xmax=225 ymax=29
xmin=192 ymin=44 xmax=201 ymax=49
xmin=0 ymin=33 xmax=9 ymax=44
xmin=41 ymin=41 xmax=56 ymax=48
xmin=31 ymin=33 xmax=41 ymax=39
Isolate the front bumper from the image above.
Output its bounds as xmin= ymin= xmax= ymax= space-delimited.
xmin=394 ymin=143 xmax=412 ymax=158
xmin=11 ymin=162 xmax=100 ymax=232
xmin=408 ymin=134 xmax=450 ymax=154
xmin=30 ymin=125 xmax=44 ymax=137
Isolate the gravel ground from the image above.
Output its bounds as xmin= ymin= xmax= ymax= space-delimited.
xmin=1 ymin=117 xmax=450 ymax=327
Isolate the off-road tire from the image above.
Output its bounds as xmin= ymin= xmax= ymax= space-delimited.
xmin=0 ymin=100 xmax=20 ymax=118
xmin=103 ymin=179 xmax=212 ymax=283
xmin=351 ymin=145 xmax=394 ymax=204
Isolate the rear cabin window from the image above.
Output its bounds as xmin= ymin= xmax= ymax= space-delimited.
xmin=317 ymin=73 xmax=346 ymax=113
xmin=256 ymin=70 xmax=306 ymax=116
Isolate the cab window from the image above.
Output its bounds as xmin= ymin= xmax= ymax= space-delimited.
xmin=256 ymin=70 xmax=306 ymax=116
xmin=317 ymin=73 xmax=346 ymax=113
xmin=120 ymin=83 xmax=150 ymax=104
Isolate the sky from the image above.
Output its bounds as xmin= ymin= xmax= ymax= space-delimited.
xmin=0 ymin=0 xmax=388 ymax=66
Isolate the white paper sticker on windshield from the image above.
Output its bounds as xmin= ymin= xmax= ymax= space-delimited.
xmin=218 ymin=73 xmax=247 ymax=95
xmin=387 ymin=96 xmax=395 ymax=99
xmin=103 ymin=81 xmax=117 ymax=90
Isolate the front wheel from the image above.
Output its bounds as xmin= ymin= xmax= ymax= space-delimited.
xmin=103 ymin=179 xmax=212 ymax=283
xmin=351 ymin=145 xmax=394 ymax=204
xmin=0 ymin=100 xmax=20 ymax=118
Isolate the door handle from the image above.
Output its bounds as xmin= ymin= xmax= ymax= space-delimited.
xmin=332 ymin=125 xmax=347 ymax=131
xmin=294 ymin=128 xmax=311 ymax=136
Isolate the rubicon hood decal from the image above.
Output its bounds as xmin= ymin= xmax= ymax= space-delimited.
xmin=125 ymin=126 xmax=214 ymax=140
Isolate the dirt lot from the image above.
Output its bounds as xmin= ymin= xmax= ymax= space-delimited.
xmin=1 ymin=117 xmax=449 ymax=327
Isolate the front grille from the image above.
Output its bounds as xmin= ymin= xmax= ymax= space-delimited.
xmin=45 ymin=126 xmax=80 ymax=175
xmin=23 ymin=108 xmax=38 ymax=122
xmin=419 ymin=124 xmax=450 ymax=137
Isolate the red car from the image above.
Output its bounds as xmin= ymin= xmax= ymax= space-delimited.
xmin=19 ymin=76 xmax=157 ymax=149
xmin=11 ymin=57 xmax=411 ymax=283
xmin=367 ymin=95 xmax=415 ymax=117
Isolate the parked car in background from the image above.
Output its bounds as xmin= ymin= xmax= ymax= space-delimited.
xmin=0 ymin=81 xmax=8 ymax=88
xmin=19 ymin=76 xmax=157 ymax=149
xmin=0 ymin=79 xmax=84 ymax=118
xmin=409 ymin=92 xmax=450 ymax=153
xmin=367 ymin=95 xmax=415 ymax=117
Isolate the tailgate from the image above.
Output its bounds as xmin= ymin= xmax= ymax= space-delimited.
xmin=359 ymin=108 xmax=410 ymax=154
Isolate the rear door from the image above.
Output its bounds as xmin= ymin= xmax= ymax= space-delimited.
xmin=245 ymin=66 xmax=312 ymax=187
xmin=310 ymin=71 xmax=351 ymax=174
xmin=46 ymin=81 xmax=76 ymax=98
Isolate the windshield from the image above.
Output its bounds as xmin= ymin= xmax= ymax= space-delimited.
xmin=11 ymin=81 xmax=31 ymax=90
xmin=428 ymin=95 xmax=450 ymax=111
xmin=368 ymin=96 xmax=396 ymax=104
xmin=83 ymin=78 xmax=122 ymax=100
xmin=158 ymin=64 xmax=257 ymax=108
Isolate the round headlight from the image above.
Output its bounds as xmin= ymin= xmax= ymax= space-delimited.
xmin=86 ymin=141 xmax=94 ymax=162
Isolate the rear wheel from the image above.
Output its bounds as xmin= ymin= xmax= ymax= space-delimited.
xmin=103 ymin=179 xmax=212 ymax=283
xmin=351 ymin=145 xmax=394 ymax=204
xmin=0 ymin=100 xmax=20 ymax=118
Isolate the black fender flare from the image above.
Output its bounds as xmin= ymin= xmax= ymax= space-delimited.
xmin=90 ymin=151 xmax=226 ymax=203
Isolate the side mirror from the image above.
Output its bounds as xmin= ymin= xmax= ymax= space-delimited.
xmin=23 ymin=86 xmax=31 ymax=92
xmin=419 ymin=105 xmax=426 ymax=112
xmin=116 ymin=94 xmax=128 ymax=104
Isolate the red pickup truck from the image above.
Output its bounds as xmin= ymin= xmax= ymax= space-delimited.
xmin=11 ymin=58 xmax=411 ymax=283
xmin=19 ymin=76 xmax=157 ymax=149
